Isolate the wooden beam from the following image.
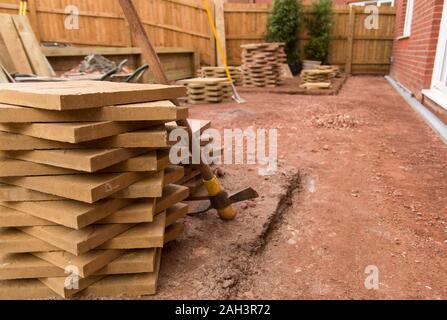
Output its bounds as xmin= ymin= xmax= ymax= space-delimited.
xmin=345 ymin=6 xmax=355 ymax=75
xmin=0 ymin=14 xmax=33 ymax=74
xmin=118 ymin=0 xmax=170 ymax=85
xmin=42 ymin=46 xmax=195 ymax=57
xmin=207 ymin=0 xmax=217 ymax=67
xmin=214 ymin=0 xmax=226 ymax=67
xmin=27 ymin=0 xmax=41 ymax=42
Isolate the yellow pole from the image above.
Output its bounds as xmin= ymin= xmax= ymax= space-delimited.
xmin=203 ymin=0 xmax=234 ymax=84
xmin=19 ymin=0 xmax=28 ymax=16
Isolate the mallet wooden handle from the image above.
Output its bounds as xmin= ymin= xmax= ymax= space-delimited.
xmin=119 ymin=0 xmax=236 ymax=220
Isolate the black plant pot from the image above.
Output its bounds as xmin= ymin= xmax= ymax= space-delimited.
xmin=288 ymin=63 xmax=300 ymax=76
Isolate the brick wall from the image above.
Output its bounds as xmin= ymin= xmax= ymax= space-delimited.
xmin=390 ymin=0 xmax=444 ymax=100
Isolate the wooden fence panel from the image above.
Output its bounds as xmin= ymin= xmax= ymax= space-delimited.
xmin=0 ymin=1 xmax=395 ymax=73
xmin=224 ymin=4 xmax=395 ymax=75
xmin=136 ymin=0 xmax=214 ymax=66
xmin=0 ymin=0 xmax=213 ymax=65
xmin=225 ymin=3 xmax=270 ymax=66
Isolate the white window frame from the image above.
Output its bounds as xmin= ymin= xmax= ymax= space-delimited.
xmin=349 ymin=0 xmax=395 ymax=7
xmin=422 ymin=0 xmax=447 ymax=110
xmin=402 ymin=0 xmax=414 ymax=37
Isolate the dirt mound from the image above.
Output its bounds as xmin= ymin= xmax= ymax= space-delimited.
xmin=311 ymin=114 xmax=359 ymax=129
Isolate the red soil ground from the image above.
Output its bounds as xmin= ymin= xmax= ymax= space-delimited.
xmin=152 ymin=76 xmax=447 ymax=300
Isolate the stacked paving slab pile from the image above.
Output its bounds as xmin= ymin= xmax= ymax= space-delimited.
xmin=277 ymin=43 xmax=287 ymax=65
xmin=241 ymin=43 xmax=283 ymax=87
xmin=318 ymin=65 xmax=341 ymax=78
xmin=300 ymin=66 xmax=341 ymax=90
xmin=199 ymin=67 xmax=242 ymax=86
xmin=179 ymin=78 xmax=232 ymax=104
xmin=0 ymin=80 xmax=191 ymax=299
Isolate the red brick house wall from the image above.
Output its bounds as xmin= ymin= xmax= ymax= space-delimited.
xmin=390 ymin=0 xmax=445 ymax=100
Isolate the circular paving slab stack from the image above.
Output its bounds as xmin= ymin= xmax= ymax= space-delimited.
xmin=199 ymin=66 xmax=242 ymax=86
xmin=241 ymin=42 xmax=283 ymax=88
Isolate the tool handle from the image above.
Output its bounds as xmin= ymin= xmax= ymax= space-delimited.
xmin=203 ymin=0 xmax=234 ymax=84
xmin=203 ymin=176 xmax=236 ymax=220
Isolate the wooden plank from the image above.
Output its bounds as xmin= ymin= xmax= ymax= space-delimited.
xmin=41 ymin=46 xmax=195 ymax=57
xmin=0 ymin=253 xmax=64 ymax=280
xmin=0 ymin=67 xmax=7 ymax=83
xmin=0 ymin=278 xmax=56 ymax=300
xmin=0 ymin=81 xmax=187 ymax=110
xmin=0 ymin=14 xmax=32 ymax=74
xmin=27 ymin=0 xmax=41 ymax=42
xmin=0 ymin=149 xmax=170 ymax=178
xmin=0 ymin=249 xmax=160 ymax=298
xmin=155 ymin=185 xmax=189 ymax=213
xmin=0 ymin=228 xmax=57 ymax=254
xmin=0 ymin=199 xmax=156 ymax=227
xmin=208 ymin=0 xmax=217 ymax=67
xmin=94 ymin=249 xmax=156 ymax=275
xmin=33 ymin=250 xmax=123 ymax=278
xmin=19 ymin=223 xmax=134 ymax=256
xmin=0 ymin=168 xmax=165 ymax=202
xmin=11 ymin=15 xmax=55 ymax=77
xmin=0 ymin=33 xmax=15 ymax=72
xmin=79 ymin=249 xmax=161 ymax=298
xmin=0 ymin=121 xmax=154 ymax=144
xmin=0 ymin=148 xmax=148 ymax=173
xmin=345 ymin=6 xmax=355 ymax=74
xmin=164 ymin=166 xmax=185 ymax=186
xmin=0 ymin=127 xmax=169 ymax=150
xmin=0 ymin=183 xmax=62 ymax=202
xmin=214 ymin=0 xmax=227 ymax=67
xmin=39 ymin=274 xmax=105 ymax=298
xmin=166 ymin=203 xmax=188 ymax=227
xmin=0 ymin=101 xmax=188 ymax=123
xmin=111 ymin=171 xmax=164 ymax=199
xmin=165 ymin=223 xmax=185 ymax=244
xmin=0 ymin=249 xmax=156 ymax=280
xmin=0 ymin=199 xmax=132 ymax=229
xmin=0 ymin=172 xmax=148 ymax=203
xmin=0 ymin=211 xmax=162 ymax=258
xmin=96 ymin=199 xmax=156 ymax=224
xmin=98 ymin=212 xmax=166 ymax=250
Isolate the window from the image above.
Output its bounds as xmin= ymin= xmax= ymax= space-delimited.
xmin=402 ymin=0 xmax=414 ymax=37
xmin=422 ymin=1 xmax=447 ymax=110
xmin=349 ymin=0 xmax=395 ymax=6
xmin=431 ymin=2 xmax=447 ymax=95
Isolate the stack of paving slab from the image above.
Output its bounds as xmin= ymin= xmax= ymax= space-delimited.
xmin=318 ymin=65 xmax=341 ymax=78
xmin=179 ymin=78 xmax=232 ymax=105
xmin=0 ymin=80 xmax=191 ymax=299
xmin=300 ymin=68 xmax=335 ymax=89
xmin=241 ymin=43 xmax=282 ymax=87
xmin=199 ymin=67 xmax=242 ymax=86
xmin=277 ymin=44 xmax=287 ymax=65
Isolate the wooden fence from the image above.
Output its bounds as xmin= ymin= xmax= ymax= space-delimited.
xmin=0 ymin=0 xmax=396 ymax=74
xmin=0 ymin=0 xmax=216 ymax=65
xmin=225 ymin=4 xmax=396 ymax=74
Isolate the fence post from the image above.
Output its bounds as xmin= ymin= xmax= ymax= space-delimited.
xmin=214 ymin=0 xmax=226 ymax=66
xmin=208 ymin=0 xmax=217 ymax=66
xmin=28 ymin=0 xmax=41 ymax=42
xmin=345 ymin=6 xmax=355 ymax=74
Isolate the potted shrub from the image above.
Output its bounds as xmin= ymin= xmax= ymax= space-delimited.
xmin=266 ymin=0 xmax=303 ymax=75
xmin=303 ymin=0 xmax=333 ymax=69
